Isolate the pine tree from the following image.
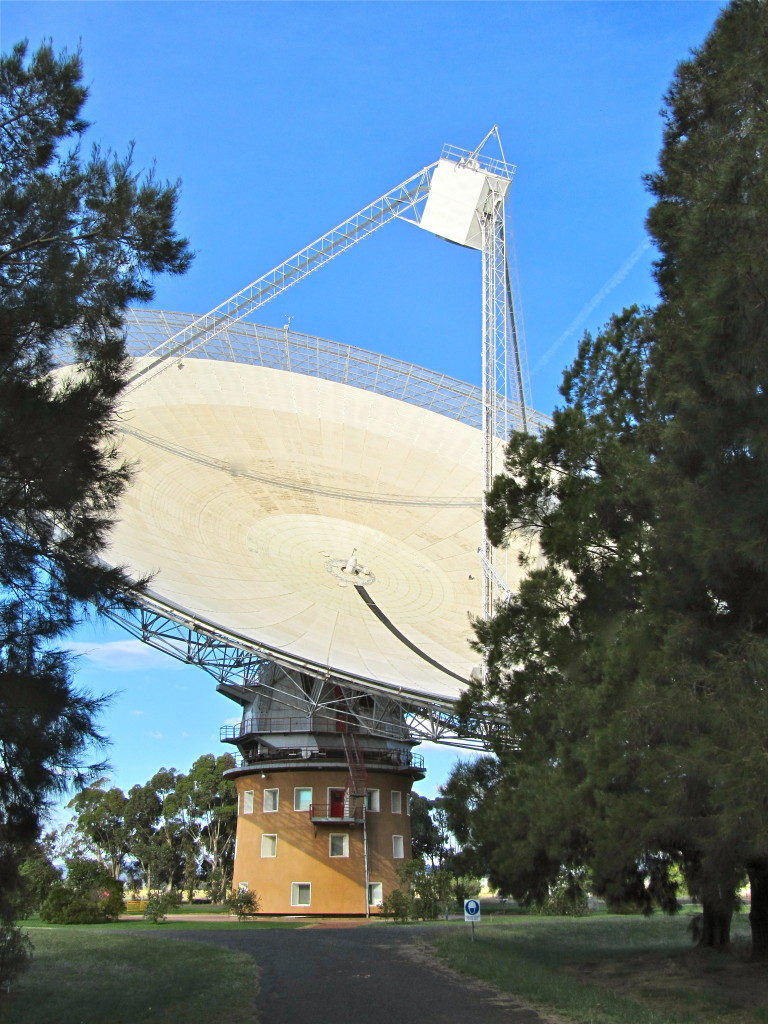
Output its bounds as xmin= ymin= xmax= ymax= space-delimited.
xmin=0 ymin=40 xmax=191 ymax=984
xmin=458 ymin=0 xmax=768 ymax=956
xmin=646 ymin=0 xmax=768 ymax=954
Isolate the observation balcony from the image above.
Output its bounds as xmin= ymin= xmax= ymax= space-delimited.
xmin=309 ymin=803 xmax=365 ymax=825
xmin=224 ymin=747 xmax=425 ymax=775
xmin=220 ymin=714 xmax=411 ymax=744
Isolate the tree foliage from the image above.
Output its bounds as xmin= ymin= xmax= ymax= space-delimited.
xmin=453 ymin=0 xmax=768 ymax=956
xmin=40 ymin=857 xmax=124 ymax=924
xmin=409 ymin=792 xmax=452 ymax=868
xmin=64 ymin=755 xmax=238 ymax=898
xmin=165 ymin=753 xmax=237 ymax=894
xmin=0 ymin=38 xmax=191 ymax=986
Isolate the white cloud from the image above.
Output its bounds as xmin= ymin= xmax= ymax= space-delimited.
xmin=63 ymin=639 xmax=181 ymax=672
xmin=146 ymin=730 xmax=164 ymax=740
xmin=129 ymin=709 xmax=145 ymax=717
xmin=223 ymin=716 xmax=241 ymax=726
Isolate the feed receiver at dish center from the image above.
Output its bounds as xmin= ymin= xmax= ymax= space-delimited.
xmin=418 ymin=154 xmax=512 ymax=250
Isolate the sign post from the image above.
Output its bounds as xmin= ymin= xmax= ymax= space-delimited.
xmin=464 ymin=898 xmax=481 ymax=941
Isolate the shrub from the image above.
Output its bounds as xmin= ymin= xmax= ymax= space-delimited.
xmin=0 ymin=924 xmax=32 ymax=993
xmin=143 ymin=890 xmax=182 ymax=923
xmin=381 ymin=887 xmax=415 ymax=923
xmin=381 ymin=861 xmax=457 ymax=922
xmin=19 ymin=848 xmax=61 ymax=914
xmin=40 ymin=859 xmax=124 ymax=924
xmin=223 ymin=889 xmax=260 ymax=920
xmin=540 ymin=869 xmax=589 ymax=917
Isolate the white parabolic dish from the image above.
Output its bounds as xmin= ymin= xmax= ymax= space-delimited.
xmin=102 ymin=311 xmax=540 ymax=704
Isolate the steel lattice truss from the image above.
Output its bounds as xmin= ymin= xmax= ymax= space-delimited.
xmin=121 ymin=310 xmax=548 ymax=439
xmin=84 ymin=132 xmax=543 ymax=750
xmin=108 ymin=594 xmax=504 ymax=749
xmin=126 ymin=166 xmax=436 ymax=391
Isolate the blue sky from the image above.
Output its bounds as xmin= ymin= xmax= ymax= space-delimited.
xmin=3 ymin=1 xmax=723 ymax=814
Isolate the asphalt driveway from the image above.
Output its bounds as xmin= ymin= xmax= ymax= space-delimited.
xmin=156 ymin=923 xmax=554 ymax=1024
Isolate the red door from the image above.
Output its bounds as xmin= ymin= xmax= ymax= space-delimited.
xmin=329 ymin=789 xmax=346 ymax=818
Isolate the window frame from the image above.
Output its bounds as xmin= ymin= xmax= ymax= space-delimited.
xmin=261 ymin=834 xmax=277 ymax=858
xmin=365 ymin=789 xmax=380 ymax=812
xmin=392 ymin=834 xmax=405 ymax=859
xmin=329 ymin=833 xmax=349 ymax=858
xmin=368 ymin=882 xmax=383 ymax=907
xmin=391 ymin=790 xmax=402 ymax=814
xmin=293 ymin=787 xmax=313 ymax=811
xmin=263 ymin=788 xmax=279 ymax=813
xmin=291 ymin=882 xmax=311 ymax=907
xmin=242 ymin=790 xmax=254 ymax=815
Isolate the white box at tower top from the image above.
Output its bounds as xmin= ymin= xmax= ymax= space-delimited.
xmin=419 ymin=158 xmax=511 ymax=250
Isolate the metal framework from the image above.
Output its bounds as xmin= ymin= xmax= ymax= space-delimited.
xmin=95 ymin=131 xmax=537 ymax=749
xmin=126 ymin=165 xmax=436 ymax=391
xmin=121 ymin=310 xmax=547 ymax=439
xmin=107 ymin=594 xmax=505 ymax=749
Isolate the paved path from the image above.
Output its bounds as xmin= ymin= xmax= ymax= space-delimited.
xmin=157 ymin=924 xmax=555 ymax=1024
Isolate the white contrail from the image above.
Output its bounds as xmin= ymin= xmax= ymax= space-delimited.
xmin=531 ymin=238 xmax=652 ymax=376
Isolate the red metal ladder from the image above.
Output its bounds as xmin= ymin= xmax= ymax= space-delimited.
xmin=342 ymin=731 xmax=368 ymax=799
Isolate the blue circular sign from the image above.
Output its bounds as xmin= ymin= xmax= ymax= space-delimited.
xmin=464 ymin=899 xmax=480 ymax=917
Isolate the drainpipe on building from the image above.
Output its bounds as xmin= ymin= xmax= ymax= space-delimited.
xmin=362 ymin=803 xmax=370 ymax=918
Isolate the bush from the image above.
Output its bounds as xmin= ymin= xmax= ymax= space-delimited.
xmin=0 ymin=924 xmax=31 ymax=993
xmin=223 ymin=889 xmax=260 ymax=920
xmin=381 ymin=861 xmax=457 ymax=922
xmin=540 ymin=869 xmax=589 ymax=917
xmin=381 ymin=887 xmax=415 ymax=922
xmin=143 ymin=890 xmax=182 ymax=923
xmin=40 ymin=859 xmax=124 ymax=924
xmin=19 ymin=848 xmax=61 ymax=914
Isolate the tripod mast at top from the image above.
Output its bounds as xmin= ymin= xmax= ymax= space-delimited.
xmin=416 ymin=127 xmax=530 ymax=616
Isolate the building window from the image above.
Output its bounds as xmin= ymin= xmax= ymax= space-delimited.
xmin=243 ymin=790 xmax=254 ymax=814
xmin=238 ymin=881 xmax=249 ymax=893
xmin=365 ymin=789 xmax=380 ymax=812
xmin=329 ymin=834 xmax=349 ymax=858
xmin=291 ymin=882 xmax=311 ymax=907
xmin=294 ymin=787 xmax=312 ymax=811
xmin=391 ymin=791 xmax=402 ymax=814
xmin=368 ymin=882 xmax=383 ymax=907
xmin=406 ymin=794 xmax=411 ymax=816
xmin=393 ymin=835 xmax=404 ymax=859
xmin=263 ymin=788 xmax=279 ymax=812
xmin=261 ymin=834 xmax=277 ymax=858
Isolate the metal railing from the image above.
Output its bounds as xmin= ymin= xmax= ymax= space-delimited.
xmin=309 ymin=803 xmax=364 ymax=823
xmin=226 ymin=748 xmax=425 ymax=772
xmin=220 ymin=714 xmax=412 ymax=744
xmin=220 ymin=716 xmax=313 ymax=740
xmin=118 ymin=310 xmax=548 ymax=438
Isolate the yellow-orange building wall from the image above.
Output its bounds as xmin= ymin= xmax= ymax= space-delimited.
xmin=231 ymin=768 xmax=415 ymax=915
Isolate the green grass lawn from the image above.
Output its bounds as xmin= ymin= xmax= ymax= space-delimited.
xmin=430 ymin=911 xmax=768 ymax=1024
xmin=24 ymin=912 xmax=305 ymax=930
xmin=3 ymin=926 xmax=259 ymax=1024
xmin=5 ymin=918 xmax=304 ymax=1024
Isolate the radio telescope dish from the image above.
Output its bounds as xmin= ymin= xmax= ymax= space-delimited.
xmin=103 ymin=310 xmax=542 ymax=710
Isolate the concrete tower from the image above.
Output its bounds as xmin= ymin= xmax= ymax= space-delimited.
xmin=220 ymin=664 xmax=424 ymax=915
